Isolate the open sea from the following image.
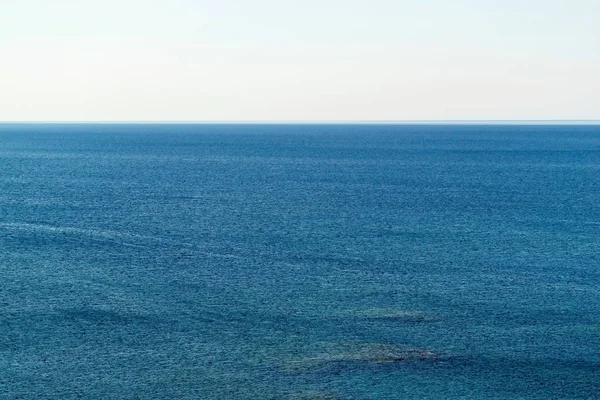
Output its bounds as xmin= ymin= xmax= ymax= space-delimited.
xmin=0 ymin=123 xmax=599 ymax=399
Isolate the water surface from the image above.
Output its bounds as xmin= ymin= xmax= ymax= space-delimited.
xmin=1 ymin=124 xmax=599 ymax=399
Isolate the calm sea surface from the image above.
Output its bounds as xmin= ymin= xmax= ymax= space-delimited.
xmin=1 ymin=124 xmax=599 ymax=399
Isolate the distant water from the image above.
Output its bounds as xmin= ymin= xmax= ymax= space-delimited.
xmin=1 ymin=124 xmax=599 ymax=399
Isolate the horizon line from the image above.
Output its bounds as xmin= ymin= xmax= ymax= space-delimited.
xmin=1 ymin=120 xmax=600 ymax=125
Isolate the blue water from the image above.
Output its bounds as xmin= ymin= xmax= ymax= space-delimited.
xmin=1 ymin=124 xmax=599 ymax=399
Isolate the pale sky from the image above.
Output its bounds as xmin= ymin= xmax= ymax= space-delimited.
xmin=1 ymin=0 xmax=599 ymax=121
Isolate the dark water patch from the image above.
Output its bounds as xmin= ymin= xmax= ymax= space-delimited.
xmin=446 ymin=355 xmax=600 ymax=399
xmin=57 ymin=308 xmax=153 ymax=327
xmin=285 ymin=343 xmax=446 ymax=372
xmin=287 ymin=393 xmax=340 ymax=400
xmin=336 ymin=309 xmax=439 ymax=323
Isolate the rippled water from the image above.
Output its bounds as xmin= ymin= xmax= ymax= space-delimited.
xmin=1 ymin=124 xmax=599 ymax=399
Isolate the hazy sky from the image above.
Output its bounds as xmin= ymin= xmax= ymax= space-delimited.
xmin=1 ymin=0 xmax=599 ymax=121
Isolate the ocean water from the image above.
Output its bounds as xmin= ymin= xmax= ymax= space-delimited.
xmin=0 ymin=124 xmax=599 ymax=399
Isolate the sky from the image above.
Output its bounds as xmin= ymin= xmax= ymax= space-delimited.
xmin=0 ymin=0 xmax=599 ymax=122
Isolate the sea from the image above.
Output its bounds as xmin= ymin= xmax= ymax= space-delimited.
xmin=0 ymin=123 xmax=599 ymax=399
